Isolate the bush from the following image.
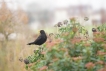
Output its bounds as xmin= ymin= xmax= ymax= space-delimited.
xmin=24 ymin=18 xmax=106 ymax=71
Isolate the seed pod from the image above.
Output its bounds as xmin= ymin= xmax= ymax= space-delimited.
xmin=92 ymin=28 xmax=97 ymax=32
xmin=84 ymin=17 xmax=89 ymax=21
xmin=19 ymin=57 xmax=23 ymax=62
xmin=24 ymin=59 xmax=29 ymax=64
xmin=63 ymin=20 xmax=68 ymax=25
xmin=57 ymin=22 xmax=62 ymax=27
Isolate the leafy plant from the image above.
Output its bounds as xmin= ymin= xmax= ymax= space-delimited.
xmin=24 ymin=18 xmax=106 ymax=71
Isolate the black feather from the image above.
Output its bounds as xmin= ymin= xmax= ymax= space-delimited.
xmin=27 ymin=30 xmax=47 ymax=45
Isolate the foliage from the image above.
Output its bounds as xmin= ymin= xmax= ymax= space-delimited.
xmin=0 ymin=1 xmax=29 ymax=40
xmin=25 ymin=18 xmax=106 ymax=71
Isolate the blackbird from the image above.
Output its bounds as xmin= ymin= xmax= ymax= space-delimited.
xmin=27 ymin=30 xmax=47 ymax=45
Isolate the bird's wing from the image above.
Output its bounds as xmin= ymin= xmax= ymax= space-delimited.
xmin=34 ymin=35 xmax=42 ymax=43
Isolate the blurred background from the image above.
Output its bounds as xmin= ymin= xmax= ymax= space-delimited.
xmin=0 ymin=0 xmax=106 ymax=71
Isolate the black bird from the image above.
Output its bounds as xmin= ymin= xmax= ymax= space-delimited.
xmin=27 ymin=30 xmax=47 ymax=45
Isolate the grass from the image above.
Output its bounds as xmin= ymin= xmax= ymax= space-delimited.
xmin=23 ymin=19 xmax=106 ymax=71
xmin=0 ymin=38 xmax=36 ymax=71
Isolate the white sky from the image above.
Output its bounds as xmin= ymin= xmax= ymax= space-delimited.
xmin=1 ymin=0 xmax=106 ymax=10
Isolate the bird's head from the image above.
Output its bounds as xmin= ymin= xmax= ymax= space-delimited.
xmin=40 ymin=30 xmax=45 ymax=34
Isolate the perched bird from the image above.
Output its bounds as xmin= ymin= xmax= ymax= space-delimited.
xmin=27 ymin=30 xmax=47 ymax=45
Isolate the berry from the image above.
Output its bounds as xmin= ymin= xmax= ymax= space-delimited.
xmin=92 ymin=28 xmax=97 ymax=32
xmin=24 ymin=59 xmax=29 ymax=64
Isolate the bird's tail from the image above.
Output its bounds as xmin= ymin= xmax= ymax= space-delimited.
xmin=27 ymin=42 xmax=34 ymax=45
